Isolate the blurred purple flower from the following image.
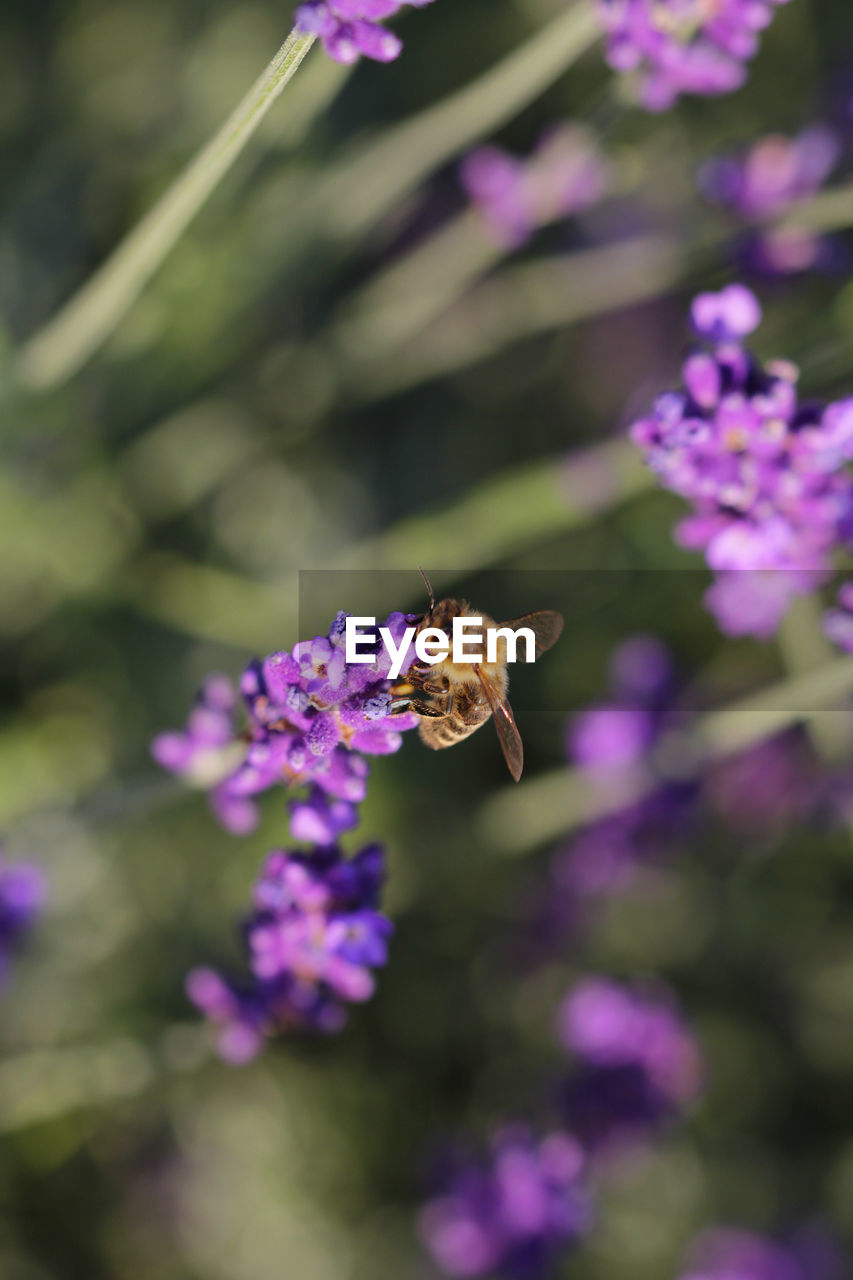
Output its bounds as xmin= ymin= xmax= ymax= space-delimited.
xmin=558 ymin=978 xmax=703 ymax=1148
xmin=548 ymin=637 xmax=694 ymax=904
xmin=419 ymin=1126 xmax=592 ymax=1279
xmin=0 ymin=854 xmax=45 ymax=987
xmin=288 ymin=784 xmax=360 ymax=845
xmin=823 ymin=580 xmax=853 ymax=653
xmin=151 ymin=674 xmax=241 ymax=784
xmin=460 ymin=125 xmax=609 ymax=247
xmin=295 ymin=0 xmax=434 ymax=64
xmin=690 ymin=283 xmax=762 ymax=340
xmin=597 ymin=0 xmax=790 ymax=111
xmin=700 ymin=127 xmax=841 ymax=274
xmin=706 ymin=732 xmax=817 ymax=834
xmin=629 ymin=285 xmax=853 ymax=638
xmin=677 ymin=1227 xmax=846 ymax=1280
xmin=555 ymin=789 xmax=700 ymax=914
xmin=568 ymin=634 xmax=673 ymax=775
xmin=153 ymin=611 xmax=419 ymax=835
xmin=609 ymin=634 xmax=674 ymax=700
xmin=703 ymin=570 xmax=804 ymax=640
xmin=188 ymin=841 xmax=391 ymax=1062
xmin=569 ymin=706 xmax=656 ymax=772
xmin=702 ymin=128 xmax=839 ymax=221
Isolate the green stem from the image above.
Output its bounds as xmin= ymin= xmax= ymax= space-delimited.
xmin=0 ymin=1027 xmax=211 ymax=1132
xmin=121 ymin=442 xmax=652 ymax=650
xmin=334 ymin=439 xmax=649 ymax=570
xmin=325 ymin=170 xmax=853 ymax=403
xmin=776 ymin=593 xmax=853 ymax=760
xmin=330 ymin=206 xmax=506 ymax=363
xmin=776 ymin=181 xmax=853 ymax=234
xmin=328 ymin=146 xmax=643 ymax=365
xmin=15 ymin=28 xmax=316 ymax=392
xmin=478 ymin=654 xmax=853 ymax=855
xmin=342 ymin=232 xmax=693 ymax=400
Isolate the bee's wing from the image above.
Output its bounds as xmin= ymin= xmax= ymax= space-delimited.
xmin=497 ymin=610 xmax=564 ymax=663
xmin=475 ymin=667 xmax=524 ymax=783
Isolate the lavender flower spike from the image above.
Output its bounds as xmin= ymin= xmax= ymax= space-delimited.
xmin=461 ymin=125 xmax=609 ymax=248
xmin=558 ymin=977 xmax=703 ymax=1148
xmin=700 ymin=127 xmax=841 ymax=274
xmin=188 ymin=841 xmax=392 ymax=1062
xmin=597 ymin=0 xmax=791 ymax=111
xmin=295 ymin=0 xmax=434 ymax=64
xmin=0 ymin=852 xmax=45 ymax=987
xmin=676 ymin=1227 xmax=846 ymax=1280
xmin=554 ymin=637 xmax=690 ymax=897
xmin=629 ymin=285 xmax=853 ymax=639
xmin=152 ymin=610 xmax=419 ymax=835
xmin=568 ymin=634 xmax=673 ymax=776
xmin=823 ymin=580 xmax=853 ymax=653
xmin=152 ymin=674 xmax=243 ymax=784
xmin=419 ymin=1126 xmax=592 ymax=1279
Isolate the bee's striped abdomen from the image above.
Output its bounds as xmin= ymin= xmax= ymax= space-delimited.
xmin=418 ymin=710 xmax=489 ymax=751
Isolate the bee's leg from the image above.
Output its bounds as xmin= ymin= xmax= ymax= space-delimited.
xmin=413 ymin=703 xmax=446 ymax=719
xmin=390 ymin=666 xmax=452 ymax=719
xmin=388 ymin=696 xmax=445 ymax=719
xmin=397 ymin=667 xmax=449 ymax=690
xmin=403 ymin=665 xmax=433 ymax=688
xmin=420 ymin=685 xmax=453 ymax=716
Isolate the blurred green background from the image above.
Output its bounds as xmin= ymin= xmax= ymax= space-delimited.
xmin=3 ymin=0 xmax=853 ymax=1276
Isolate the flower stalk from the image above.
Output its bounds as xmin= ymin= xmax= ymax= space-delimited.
xmin=125 ymin=441 xmax=651 ymax=651
xmin=15 ymin=28 xmax=316 ymax=392
xmin=776 ymin=595 xmax=853 ymax=760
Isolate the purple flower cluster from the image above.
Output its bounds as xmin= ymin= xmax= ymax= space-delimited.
xmin=597 ymin=0 xmax=790 ymax=111
xmin=703 ymin=129 xmax=839 ymax=222
xmin=544 ymin=792 xmax=683 ymax=905
xmin=460 ymin=125 xmax=608 ymax=248
xmin=418 ymin=1127 xmax=592 ymax=1280
xmin=187 ymin=842 xmax=391 ymax=1063
xmin=568 ymin=634 xmax=674 ymax=776
xmin=294 ymin=0 xmax=433 ymax=64
xmin=0 ymin=853 xmax=45 ymax=987
xmin=558 ymin=978 xmax=703 ymax=1148
xmin=418 ymin=976 xmax=702 ymax=1277
xmin=154 ymin=611 xmax=421 ymax=1057
xmin=153 ymin=611 xmax=419 ymax=837
xmin=629 ymin=285 xmax=853 ymax=639
xmin=700 ymin=127 xmax=841 ymax=274
xmin=677 ymin=1227 xmax=845 ymax=1280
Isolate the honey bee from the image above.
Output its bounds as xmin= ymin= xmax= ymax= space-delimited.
xmin=389 ymin=573 xmax=563 ymax=782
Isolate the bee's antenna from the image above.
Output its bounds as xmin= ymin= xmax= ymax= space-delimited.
xmin=418 ymin=566 xmax=435 ymax=613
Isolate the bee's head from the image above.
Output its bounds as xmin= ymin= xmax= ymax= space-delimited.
xmin=420 ymin=598 xmax=469 ymax=631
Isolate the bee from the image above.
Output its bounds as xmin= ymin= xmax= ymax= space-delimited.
xmin=389 ymin=573 xmax=563 ymax=782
